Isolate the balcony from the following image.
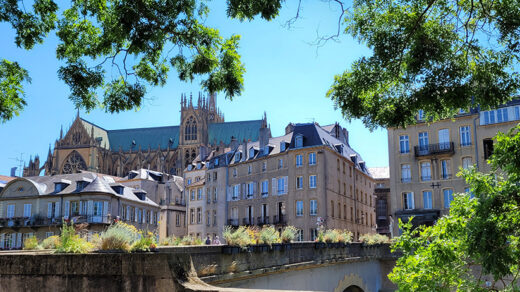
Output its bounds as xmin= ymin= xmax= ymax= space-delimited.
xmin=257 ymin=216 xmax=270 ymax=225
xmin=228 ymin=219 xmax=239 ymax=227
xmin=272 ymin=214 xmax=286 ymax=225
xmin=414 ymin=142 xmax=454 ymax=157
xmin=242 ymin=217 xmax=254 ymax=225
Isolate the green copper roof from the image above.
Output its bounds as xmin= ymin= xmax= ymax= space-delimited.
xmin=81 ymin=119 xmax=110 ymax=149
xmin=107 ymin=126 xmax=179 ymax=151
xmin=208 ymin=120 xmax=262 ymax=145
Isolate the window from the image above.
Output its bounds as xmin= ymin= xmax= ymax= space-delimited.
xmin=309 ymin=175 xmax=317 ymax=188
xmin=296 ymin=154 xmax=303 ymax=167
xmin=190 ymin=190 xmax=195 ymax=201
xmin=197 ymin=188 xmax=202 ymax=200
xmin=438 ymin=129 xmax=450 ymax=150
xmin=440 ymin=160 xmax=451 ymax=179
xmin=213 ymin=187 xmax=218 ymax=202
xmin=401 ymin=164 xmax=411 ymax=182
xmin=176 ymin=213 xmax=181 ymax=226
xmin=207 ymin=189 xmax=211 ymax=203
xmin=296 ymin=201 xmax=303 ymax=216
xmin=261 ymin=180 xmax=269 ymax=197
xmin=443 ymin=189 xmax=454 ymax=208
xmin=310 ymin=200 xmax=317 ymax=216
xmin=484 ymin=110 xmax=495 ymax=124
xmin=23 ymin=204 xmax=31 ymax=217
xmin=206 ymin=211 xmax=210 ymax=226
xmin=233 ymin=168 xmax=237 ymax=177
xmin=247 ymin=182 xmax=255 ymax=198
xmin=403 ymin=192 xmax=414 ymax=210
xmin=280 ymin=142 xmax=286 ymax=152
xmin=197 ymin=208 xmax=201 ymax=224
xmin=465 ymin=187 xmax=474 ymax=199
xmin=296 ymin=229 xmax=304 ymax=242
xmin=420 ymin=162 xmax=431 ymax=181
xmin=7 ymin=204 xmax=15 ymax=218
xmin=296 ymin=176 xmax=303 ymax=189
xmin=310 ymin=228 xmax=318 ymax=241
xmin=418 ymin=109 xmax=424 ymax=120
xmin=278 ymin=159 xmax=284 ymax=169
xmin=497 ymin=108 xmax=508 ymax=123
xmin=249 ymin=148 xmax=255 ymax=159
xmin=277 ymin=177 xmax=288 ymax=195
xmin=295 ymin=135 xmax=303 ymax=148
xmin=234 ymin=152 xmax=241 ymax=162
xmin=462 ymin=157 xmax=472 ymax=170
xmin=460 ymin=126 xmax=471 ymax=146
xmin=248 ymin=165 xmax=252 ymax=174
xmin=137 ymin=208 xmax=142 ymax=223
xmin=184 ymin=116 xmax=197 ymax=140
xmin=262 ymin=162 xmax=267 ymax=171
xmin=213 ymin=210 xmax=217 ymax=226
xmin=423 ymin=191 xmax=433 ymax=209
xmin=187 ymin=179 xmax=192 ymax=185
xmin=309 ymin=152 xmax=316 ymax=165
xmin=232 ymin=184 xmax=240 ymax=200
xmin=483 ymin=138 xmax=494 ymax=159
xmin=399 ymin=135 xmax=410 ymax=154
xmin=213 ymin=172 xmax=217 ymax=180
xmin=418 ymin=132 xmax=429 ymax=150
xmin=516 ymin=106 xmax=520 ymax=120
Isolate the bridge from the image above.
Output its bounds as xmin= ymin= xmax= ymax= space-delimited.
xmin=0 ymin=243 xmax=397 ymax=292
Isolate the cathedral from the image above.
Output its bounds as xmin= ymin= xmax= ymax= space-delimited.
xmin=23 ymin=93 xmax=270 ymax=177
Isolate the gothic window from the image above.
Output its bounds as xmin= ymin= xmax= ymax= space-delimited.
xmin=62 ymin=151 xmax=87 ymax=174
xmin=184 ymin=116 xmax=197 ymax=141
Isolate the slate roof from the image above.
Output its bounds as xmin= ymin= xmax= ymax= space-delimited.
xmin=78 ymin=118 xmax=263 ymax=152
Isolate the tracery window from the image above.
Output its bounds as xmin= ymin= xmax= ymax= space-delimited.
xmin=62 ymin=151 xmax=87 ymax=174
xmin=185 ymin=116 xmax=197 ymax=141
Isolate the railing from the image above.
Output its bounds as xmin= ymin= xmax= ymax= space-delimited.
xmin=242 ymin=217 xmax=254 ymax=225
xmin=273 ymin=215 xmax=286 ymax=225
xmin=257 ymin=216 xmax=270 ymax=225
xmin=414 ymin=142 xmax=455 ymax=157
xmin=228 ymin=219 xmax=239 ymax=227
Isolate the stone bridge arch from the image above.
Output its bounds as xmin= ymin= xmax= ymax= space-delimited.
xmin=335 ymin=274 xmax=370 ymax=292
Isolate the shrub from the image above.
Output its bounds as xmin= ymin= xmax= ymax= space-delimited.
xmin=258 ymin=226 xmax=280 ymax=246
xmin=41 ymin=235 xmax=60 ymax=249
xmin=359 ymin=233 xmax=390 ymax=245
xmin=56 ymin=220 xmax=93 ymax=253
xmin=323 ymin=229 xmax=340 ymax=243
xmin=180 ymin=235 xmax=194 ymax=246
xmin=100 ymin=222 xmax=139 ymax=252
xmin=338 ymin=230 xmax=353 ymax=244
xmin=131 ymin=232 xmax=157 ymax=252
xmin=159 ymin=236 xmax=175 ymax=246
xmin=23 ymin=236 xmax=41 ymax=250
xmin=280 ymin=226 xmax=298 ymax=243
xmin=223 ymin=226 xmax=252 ymax=248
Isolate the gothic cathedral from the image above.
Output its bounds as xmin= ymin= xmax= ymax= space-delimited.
xmin=23 ymin=93 xmax=269 ymax=177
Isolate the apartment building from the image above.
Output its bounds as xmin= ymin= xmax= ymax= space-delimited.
xmin=118 ymin=169 xmax=186 ymax=239
xmin=388 ymin=101 xmax=520 ymax=235
xmin=184 ymin=162 xmax=208 ymax=238
xmin=224 ymin=122 xmax=376 ymax=241
xmin=368 ymin=167 xmax=391 ymax=236
xmin=0 ymin=172 xmax=159 ymax=249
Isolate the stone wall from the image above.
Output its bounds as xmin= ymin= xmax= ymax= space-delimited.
xmin=0 ymin=243 xmax=397 ymax=292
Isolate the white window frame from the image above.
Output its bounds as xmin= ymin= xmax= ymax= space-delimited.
xmin=310 ymin=199 xmax=317 ymax=216
xmin=460 ymin=126 xmax=471 ymax=146
xmin=23 ymin=204 xmax=31 ymax=218
xmin=296 ymin=201 xmax=303 ymax=216
xmin=399 ymin=135 xmax=410 ymax=154
xmin=403 ymin=192 xmax=415 ymax=210
xmin=309 ymin=175 xmax=317 ymax=188
xmin=309 ymin=152 xmax=316 ymax=165
xmin=261 ymin=180 xmax=269 ymax=197
xmin=420 ymin=162 xmax=432 ymax=181
xmin=401 ymin=164 xmax=411 ymax=183
xmin=296 ymin=176 xmax=303 ymax=189
xmin=423 ymin=191 xmax=433 ymax=209
xmin=296 ymin=154 xmax=303 ymax=167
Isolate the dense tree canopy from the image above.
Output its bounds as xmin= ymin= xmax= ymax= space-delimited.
xmin=390 ymin=125 xmax=520 ymax=290
xmin=0 ymin=0 xmax=282 ymax=122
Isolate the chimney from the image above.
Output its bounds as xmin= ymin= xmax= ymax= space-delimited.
xmin=285 ymin=123 xmax=294 ymax=135
xmin=230 ymin=136 xmax=238 ymax=150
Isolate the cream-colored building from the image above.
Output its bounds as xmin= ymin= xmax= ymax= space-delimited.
xmin=389 ymin=102 xmax=520 ymax=235
xmin=0 ymin=172 xmax=159 ymax=249
xmin=368 ymin=167 xmax=391 ymax=236
xmin=225 ymin=122 xmax=376 ymax=241
xmin=184 ymin=162 xmax=208 ymax=239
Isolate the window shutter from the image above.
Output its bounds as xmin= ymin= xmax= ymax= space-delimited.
xmin=284 ymin=176 xmax=288 ymax=194
xmin=55 ymin=202 xmax=61 ymax=217
xmin=103 ymin=201 xmax=109 ymax=217
xmin=411 ymin=192 xmax=415 ymax=209
xmin=16 ymin=233 xmax=21 ymax=248
xmin=64 ymin=201 xmax=70 ymax=219
xmin=47 ymin=203 xmax=52 ymax=218
xmin=272 ymin=178 xmax=276 ymax=195
xmin=87 ymin=200 xmax=93 ymax=216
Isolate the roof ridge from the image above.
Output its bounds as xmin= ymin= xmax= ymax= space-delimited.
xmin=107 ymin=125 xmax=180 ymax=133
xmin=210 ymin=119 xmax=262 ymax=125
xmin=80 ymin=118 xmax=107 ymax=131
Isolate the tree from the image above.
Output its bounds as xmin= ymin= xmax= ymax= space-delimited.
xmin=0 ymin=0 xmax=282 ymax=122
xmin=389 ymin=125 xmax=520 ymax=290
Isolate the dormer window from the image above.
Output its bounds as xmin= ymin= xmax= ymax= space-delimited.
xmin=280 ymin=142 xmax=286 ymax=152
xmin=196 ymin=162 xmax=201 ymax=170
xmin=188 ymin=165 xmax=193 ymax=171
xmin=111 ymin=185 xmax=124 ymax=195
xmin=134 ymin=190 xmax=147 ymax=201
xmin=249 ymin=148 xmax=255 ymax=159
xmin=418 ymin=109 xmax=425 ymax=121
xmin=215 ymin=158 xmax=219 ymax=166
xmin=54 ymin=179 xmax=71 ymax=193
xmin=234 ymin=152 xmax=241 ymax=162
xmin=295 ymin=135 xmax=303 ymax=148
xmin=334 ymin=144 xmax=343 ymax=154
xmin=264 ymin=145 xmax=270 ymax=155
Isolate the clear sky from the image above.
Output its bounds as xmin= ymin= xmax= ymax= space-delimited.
xmin=0 ymin=1 xmax=388 ymax=176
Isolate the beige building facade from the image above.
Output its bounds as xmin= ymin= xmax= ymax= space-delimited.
xmin=389 ymin=102 xmax=520 ymax=235
xmin=0 ymin=172 xmax=159 ymax=249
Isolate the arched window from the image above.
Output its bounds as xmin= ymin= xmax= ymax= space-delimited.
xmin=61 ymin=151 xmax=87 ymax=174
xmin=185 ymin=116 xmax=197 ymax=141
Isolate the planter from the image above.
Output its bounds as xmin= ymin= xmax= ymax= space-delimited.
xmin=282 ymin=243 xmax=292 ymax=251
xmin=250 ymin=244 xmax=269 ymax=253
xmin=222 ymin=246 xmax=240 ymax=254
xmin=272 ymin=243 xmax=282 ymax=251
xmin=314 ymin=242 xmax=326 ymax=249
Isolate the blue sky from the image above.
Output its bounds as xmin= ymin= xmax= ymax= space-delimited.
xmin=0 ymin=1 xmax=388 ymax=176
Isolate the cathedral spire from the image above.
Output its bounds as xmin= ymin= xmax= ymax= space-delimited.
xmin=209 ymin=92 xmax=216 ymax=110
xmin=189 ymin=92 xmax=193 ymax=107
xmin=60 ymin=125 xmax=63 ymax=140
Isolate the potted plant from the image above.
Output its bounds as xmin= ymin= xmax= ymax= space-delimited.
xmin=258 ymin=226 xmax=279 ymax=252
xmin=280 ymin=226 xmax=297 ymax=250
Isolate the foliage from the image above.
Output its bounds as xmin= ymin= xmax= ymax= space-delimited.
xmin=280 ymin=226 xmax=297 ymax=243
xmin=159 ymin=236 xmax=176 ymax=246
xmin=323 ymin=229 xmax=339 ymax=243
xmin=389 ymin=124 xmax=520 ymax=290
xmin=23 ymin=236 xmax=41 ymax=250
xmin=338 ymin=230 xmax=353 ymax=244
xmin=223 ymin=226 xmax=253 ymax=248
xmin=0 ymin=0 xmax=281 ymax=122
xmin=41 ymin=235 xmax=60 ymax=249
xmin=131 ymin=231 xmax=157 ymax=252
xmin=359 ymin=233 xmax=390 ymax=245
xmin=258 ymin=226 xmax=280 ymax=246
xmin=99 ymin=221 xmax=139 ymax=252
xmin=176 ymin=235 xmax=202 ymax=246
xmin=55 ymin=220 xmax=93 ymax=253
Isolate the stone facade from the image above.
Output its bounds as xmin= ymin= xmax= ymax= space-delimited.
xmin=23 ymin=93 xmax=267 ymax=178
xmin=0 ymin=172 xmax=159 ymax=249
xmin=368 ymin=167 xmax=391 ymax=237
xmin=388 ymin=101 xmax=520 ymax=235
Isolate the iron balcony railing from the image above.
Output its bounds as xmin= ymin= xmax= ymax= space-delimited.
xmin=257 ymin=216 xmax=270 ymax=225
xmin=228 ymin=219 xmax=239 ymax=227
xmin=242 ymin=217 xmax=254 ymax=225
xmin=273 ymin=214 xmax=286 ymax=225
xmin=414 ymin=142 xmax=455 ymax=157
